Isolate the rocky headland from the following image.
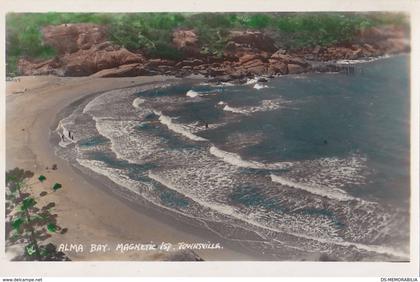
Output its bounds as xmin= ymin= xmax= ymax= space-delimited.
xmin=16 ymin=23 xmax=410 ymax=83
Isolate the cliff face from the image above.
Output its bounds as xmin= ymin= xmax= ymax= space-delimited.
xmin=17 ymin=23 xmax=410 ymax=80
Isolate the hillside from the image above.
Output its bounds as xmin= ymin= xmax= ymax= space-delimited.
xmin=6 ymin=12 xmax=410 ymax=80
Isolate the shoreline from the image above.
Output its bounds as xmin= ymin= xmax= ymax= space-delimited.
xmin=10 ymin=52 xmax=409 ymax=89
xmin=6 ymin=75 xmax=255 ymax=261
xmin=5 ymin=54 xmax=410 ymax=261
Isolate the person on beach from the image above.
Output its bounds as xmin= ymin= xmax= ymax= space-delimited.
xmin=205 ymin=122 xmax=209 ymax=129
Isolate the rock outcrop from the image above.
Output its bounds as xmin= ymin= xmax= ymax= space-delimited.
xmin=172 ymin=29 xmax=198 ymax=49
xmin=292 ymin=25 xmax=409 ymax=62
xmin=20 ymin=24 xmax=146 ymax=77
xmin=89 ymin=63 xmax=151 ymax=78
xmin=17 ymin=24 xmax=410 ymax=80
xmin=19 ymin=43 xmax=145 ymax=77
xmin=61 ymin=45 xmax=145 ymax=76
xmin=17 ymin=57 xmax=63 ymax=76
xmin=172 ymin=29 xmax=201 ymax=57
xmin=234 ymin=54 xmax=266 ymax=75
xmin=42 ymin=23 xmax=108 ymax=54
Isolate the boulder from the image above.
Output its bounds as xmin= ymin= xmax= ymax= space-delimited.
xmin=270 ymin=51 xmax=309 ymax=67
xmin=235 ymin=54 xmax=267 ymax=73
xmin=238 ymin=54 xmax=265 ymax=64
xmin=17 ymin=58 xmax=62 ymax=76
xmin=62 ymin=47 xmax=145 ymax=76
xmin=42 ymin=23 xmax=107 ymax=54
xmin=268 ymin=60 xmax=288 ymax=75
xmin=287 ymin=64 xmax=306 ymax=74
xmin=237 ymin=59 xmax=266 ymax=75
xmin=90 ymin=63 xmax=150 ymax=77
xmin=242 ymin=59 xmax=265 ymax=68
xmin=172 ymin=29 xmax=202 ymax=57
xmin=172 ymin=29 xmax=199 ymax=49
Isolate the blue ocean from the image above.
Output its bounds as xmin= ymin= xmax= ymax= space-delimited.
xmin=54 ymin=54 xmax=410 ymax=261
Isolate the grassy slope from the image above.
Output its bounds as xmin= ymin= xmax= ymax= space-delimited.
xmin=6 ymin=12 xmax=408 ymax=75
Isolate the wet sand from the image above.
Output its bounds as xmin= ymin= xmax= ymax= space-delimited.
xmin=5 ymin=75 xmax=254 ymax=261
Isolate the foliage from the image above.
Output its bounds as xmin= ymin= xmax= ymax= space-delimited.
xmin=271 ymin=13 xmax=373 ymax=48
xmin=6 ymin=12 xmax=409 ymax=75
xmin=52 ymin=183 xmax=62 ymax=191
xmin=106 ymin=13 xmax=186 ymax=59
xmin=5 ymin=167 xmax=69 ymax=261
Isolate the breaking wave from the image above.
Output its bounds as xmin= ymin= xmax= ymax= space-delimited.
xmin=254 ymin=83 xmax=268 ymax=90
xmin=186 ymin=89 xmax=200 ymax=98
xmin=132 ymin=97 xmax=145 ymax=109
xmin=221 ymin=99 xmax=285 ymax=115
xmin=270 ymin=173 xmax=357 ymax=202
xmin=210 ymin=146 xmax=291 ymax=170
xmin=153 ymin=110 xmax=208 ymax=142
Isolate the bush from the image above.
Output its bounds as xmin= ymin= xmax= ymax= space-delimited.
xmin=5 ymin=168 xmax=68 ymax=261
xmin=244 ymin=14 xmax=272 ymax=29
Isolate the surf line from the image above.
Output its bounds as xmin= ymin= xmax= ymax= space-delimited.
xmin=210 ymin=146 xmax=292 ymax=170
xmin=152 ymin=110 xmax=208 ymax=142
xmin=148 ymin=171 xmax=406 ymax=260
xmin=270 ymin=173 xmax=373 ymax=203
xmin=270 ymin=173 xmax=353 ymax=201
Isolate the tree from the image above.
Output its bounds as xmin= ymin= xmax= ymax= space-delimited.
xmin=5 ymin=167 xmax=69 ymax=261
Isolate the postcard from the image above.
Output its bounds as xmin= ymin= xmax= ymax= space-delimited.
xmin=1 ymin=0 xmax=419 ymax=278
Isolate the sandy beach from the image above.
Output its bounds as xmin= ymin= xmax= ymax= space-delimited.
xmin=5 ymin=75 xmax=253 ymax=261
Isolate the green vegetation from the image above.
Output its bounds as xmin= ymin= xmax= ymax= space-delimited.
xmin=6 ymin=12 xmax=408 ymax=75
xmin=106 ymin=13 xmax=186 ymax=60
xmin=5 ymin=168 xmax=68 ymax=261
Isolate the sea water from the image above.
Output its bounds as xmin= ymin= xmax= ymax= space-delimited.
xmin=54 ymin=55 xmax=410 ymax=261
